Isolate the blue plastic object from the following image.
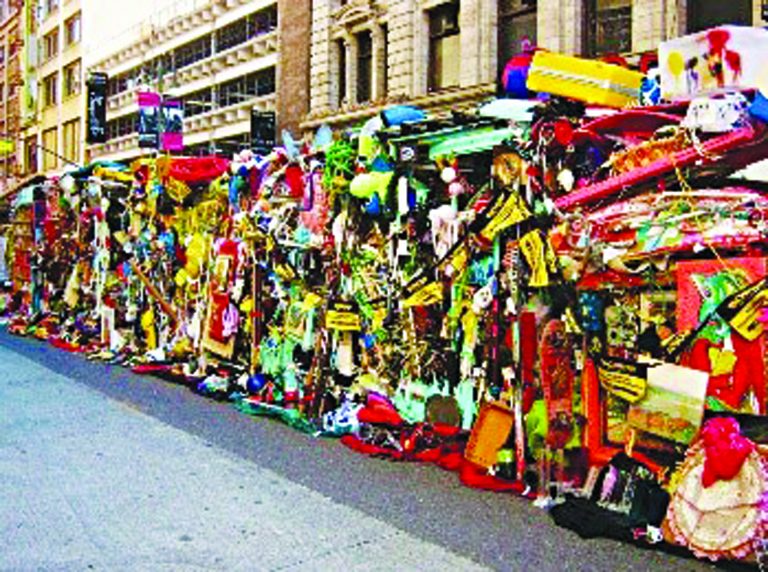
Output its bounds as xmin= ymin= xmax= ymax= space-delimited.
xmin=380 ymin=105 xmax=426 ymax=127
xmin=750 ymin=91 xmax=768 ymax=123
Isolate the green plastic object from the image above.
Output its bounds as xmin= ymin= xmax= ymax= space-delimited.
xmin=235 ymin=398 xmax=316 ymax=434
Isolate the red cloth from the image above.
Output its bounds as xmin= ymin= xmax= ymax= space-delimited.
xmin=340 ymin=435 xmax=402 ymax=459
xmin=357 ymin=395 xmax=404 ymax=426
xmin=283 ymin=164 xmax=305 ymax=200
xmin=342 ymin=432 xmax=526 ymax=494
xmin=131 ymin=364 xmax=172 ymax=375
xmin=168 ymin=157 xmax=230 ymax=183
xmin=49 ymin=338 xmax=84 ymax=353
xmin=436 ymin=452 xmax=464 ymax=471
xmin=686 ymin=336 xmax=765 ymax=413
xmin=459 ymin=460 xmax=525 ymax=493
xmin=412 ymin=448 xmax=442 ymax=463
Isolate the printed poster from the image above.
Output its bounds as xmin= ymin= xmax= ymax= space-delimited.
xmin=161 ymin=98 xmax=184 ymax=151
xmin=138 ymin=92 xmax=161 ymax=148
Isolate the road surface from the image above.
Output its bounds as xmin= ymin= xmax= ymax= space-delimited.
xmin=0 ymin=331 xmax=726 ymax=571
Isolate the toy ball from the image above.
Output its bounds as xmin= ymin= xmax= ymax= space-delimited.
xmin=247 ymin=373 xmax=268 ymax=394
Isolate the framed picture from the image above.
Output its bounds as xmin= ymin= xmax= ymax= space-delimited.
xmin=628 ymin=362 xmax=709 ymax=445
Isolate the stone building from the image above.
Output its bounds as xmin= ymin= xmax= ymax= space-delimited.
xmin=303 ymin=0 xmax=766 ymax=130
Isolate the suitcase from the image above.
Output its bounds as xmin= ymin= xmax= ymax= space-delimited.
xmin=526 ymin=51 xmax=644 ymax=108
xmin=659 ymin=26 xmax=768 ymax=100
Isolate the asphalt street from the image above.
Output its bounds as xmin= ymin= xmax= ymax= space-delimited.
xmin=0 ymin=329 xmax=731 ymax=571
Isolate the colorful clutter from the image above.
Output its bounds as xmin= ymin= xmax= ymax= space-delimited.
xmin=4 ymin=25 xmax=768 ymax=568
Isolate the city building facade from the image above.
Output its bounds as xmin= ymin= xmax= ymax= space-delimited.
xmin=20 ymin=0 xmax=86 ymax=176
xmin=15 ymin=0 xmax=760 ymax=168
xmin=87 ymin=0 xmax=310 ymax=164
xmin=0 ymin=0 xmax=23 ymax=193
xmin=303 ymin=0 xmax=766 ymax=130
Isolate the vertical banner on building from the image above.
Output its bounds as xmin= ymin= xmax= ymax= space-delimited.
xmin=250 ymin=110 xmax=276 ymax=156
xmin=161 ymin=98 xmax=184 ymax=152
xmin=138 ymin=92 xmax=161 ymax=148
xmin=86 ymin=73 xmax=108 ymax=144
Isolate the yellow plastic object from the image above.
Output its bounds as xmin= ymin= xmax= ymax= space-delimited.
xmin=527 ymin=51 xmax=644 ymax=108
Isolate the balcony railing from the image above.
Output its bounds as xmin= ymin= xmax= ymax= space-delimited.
xmin=91 ymin=92 xmax=275 ymax=159
xmin=184 ymin=92 xmax=274 ymax=134
xmin=106 ymin=31 xmax=278 ymax=116
xmin=96 ymin=0 xmax=270 ymax=73
xmin=88 ymin=133 xmax=140 ymax=158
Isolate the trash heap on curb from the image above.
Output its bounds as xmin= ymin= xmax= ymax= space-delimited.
xmin=6 ymin=25 xmax=768 ymax=566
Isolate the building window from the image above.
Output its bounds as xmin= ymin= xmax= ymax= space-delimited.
xmin=337 ymin=39 xmax=347 ymax=107
xmin=108 ymin=72 xmax=130 ymax=97
xmin=215 ymin=6 xmax=277 ymax=53
xmin=173 ymin=34 xmax=212 ymax=70
xmin=62 ymin=119 xmax=80 ymax=163
xmin=216 ymin=15 xmax=249 ymax=52
xmin=142 ymin=54 xmax=173 ymax=87
xmin=42 ymin=128 xmax=57 ymax=171
xmin=585 ymin=0 xmax=632 ymax=56
xmin=252 ymin=5 xmax=278 ymax=35
xmin=44 ymin=0 xmax=59 ymax=17
xmin=182 ymin=87 xmax=214 ymax=117
xmin=687 ymin=0 xmax=752 ymax=32
xmin=356 ymin=30 xmax=372 ymax=103
xmin=217 ymin=67 xmax=276 ymax=108
xmin=428 ymin=2 xmax=461 ymax=92
xmin=65 ymin=12 xmax=81 ymax=46
xmin=25 ymin=137 xmax=36 ymax=174
xmin=43 ymin=29 xmax=59 ymax=61
xmin=381 ymin=24 xmax=388 ymax=98
xmin=63 ymin=59 xmax=81 ymax=97
xmin=207 ymin=134 xmax=251 ymax=157
xmin=43 ymin=72 xmax=57 ymax=107
xmin=498 ymin=0 xmax=536 ymax=74
xmin=106 ymin=113 xmax=138 ymax=140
